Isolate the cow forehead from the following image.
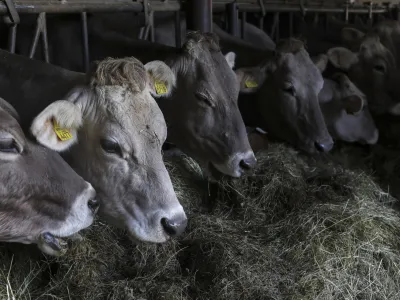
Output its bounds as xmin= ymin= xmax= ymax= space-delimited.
xmin=94 ymin=86 xmax=167 ymax=138
xmin=279 ymin=51 xmax=323 ymax=86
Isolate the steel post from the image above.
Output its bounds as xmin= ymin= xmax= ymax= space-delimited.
xmin=174 ymin=10 xmax=181 ymax=47
xmin=81 ymin=12 xmax=89 ymax=72
xmin=226 ymin=2 xmax=239 ymax=37
xmin=185 ymin=0 xmax=212 ymax=32
xmin=241 ymin=11 xmax=246 ymax=39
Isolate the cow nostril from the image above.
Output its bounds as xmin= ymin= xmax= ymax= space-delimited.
xmin=314 ymin=142 xmax=333 ymax=152
xmin=239 ymin=157 xmax=257 ymax=170
xmin=161 ymin=217 xmax=187 ymax=237
xmin=88 ymin=199 xmax=99 ymax=213
xmin=314 ymin=142 xmax=324 ymax=152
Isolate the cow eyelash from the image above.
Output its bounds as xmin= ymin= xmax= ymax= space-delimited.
xmin=100 ymin=138 xmax=122 ymax=156
xmin=0 ymin=138 xmax=20 ymax=154
xmin=195 ymin=92 xmax=214 ymax=107
xmin=283 ymin=85 xmax=296 ymax=97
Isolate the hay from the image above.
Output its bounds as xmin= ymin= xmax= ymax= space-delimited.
xmin=1 ymin=143 xmax=400 ymax=300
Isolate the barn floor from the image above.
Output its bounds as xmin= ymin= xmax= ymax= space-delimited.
xmin=1 ymin=123 xmax=400 ymax=300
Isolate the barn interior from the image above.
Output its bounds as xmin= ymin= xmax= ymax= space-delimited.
xmin=0 ymin=1 xmax=400 ymax=299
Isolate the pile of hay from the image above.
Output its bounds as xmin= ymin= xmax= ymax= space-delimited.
xmin=1 ymin=143 xmax=400 ymax=300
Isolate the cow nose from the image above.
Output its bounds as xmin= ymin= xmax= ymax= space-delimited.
xmin=314 ymin=142 xmax=334 ymax=152
xmin=239 ymin=154 xmax=257 ymax=171
xmin=88 ymin=199 xmax=99 ymax=214
xmin=161 ymin=217 xmax=188 ymax=237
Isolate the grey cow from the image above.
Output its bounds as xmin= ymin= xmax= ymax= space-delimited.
xmin=235 ymin=38 xmax=334 ymax=154
xmin=0 ymin=97 xmax=97 ymax=255
xmin=326 ymin=21 xmax=400 ymax=116
xmin=0 ymin=51 xmax=187 ymax=243
xmin=319 ymin=72 xmax=379 ymax=145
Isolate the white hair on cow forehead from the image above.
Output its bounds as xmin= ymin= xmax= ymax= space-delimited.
xmin=183 ymin=31 xmax=221 ymax=58
xmin=89 ymin=57 xmax=147 ymax=93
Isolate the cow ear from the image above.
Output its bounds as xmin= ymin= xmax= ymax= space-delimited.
xmin=312 ymin=54 xmax=328 ymax=73
xmin=341 ymin=27 xmax=365 ymax=45
xmin=342 ymin=95 xmax=363 ymax=115
xmin=235 ymin=67 xmax=266 ymax=94
xmin=327 ymin=47 xmax=358 ymax=71
xmin=144 ymin=60 xmax=176 ymax=98
xmin=225 ymin=52 xmax=236 ymax=69
xmin=30 ymin=100 xmax=83 ymax=152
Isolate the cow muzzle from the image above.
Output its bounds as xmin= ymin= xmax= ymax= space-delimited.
xmin=212 ymin=151 xmax=257 ymax=177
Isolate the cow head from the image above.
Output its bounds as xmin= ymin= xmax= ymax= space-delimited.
xmin=0 ymin=97 xmax=96 ymax=256
xmin=30 ymin=57 xmax=187 ymax=243
xmin=319 ymin=72 xmax=379 ymax=145
xmin=160 ymin=31 xmax=256 ymax=178
xmin=235 ymin=39 xmax=333 ymax=154
xmin=329 ymin=27 xmax=400 ymax=116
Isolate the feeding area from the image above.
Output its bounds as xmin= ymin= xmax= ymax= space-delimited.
xmin=0 ymin=1 xmax=400 ymax=299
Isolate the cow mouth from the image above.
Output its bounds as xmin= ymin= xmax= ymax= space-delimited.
xmin=207 ymin=162 xmax=230 ymax=180
xmin=39 ymin=232 xmax=68 ymax=254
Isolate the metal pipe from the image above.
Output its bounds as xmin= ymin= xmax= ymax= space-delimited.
xmin=8 ymin=25 xmax=17 ymax=53
xmin=174 ymin=10 xmax=181 ymax=48
xmin=241 ymin=12 xmax=246 ymax=40
xmin=40 ymin=12 xmax=49 ymax=63
xmin=29 ymin=15 xmax=42 ymax=59
xmin=258 ymin=16 xmax=264 ymax=31
xmin=0 ymin=1 xmax=388 ymax=16
xmin=226 ymin=2 xmax=239 ymax=37
xmin=185 ymin=0 xmax=212 ymax=32
xmin=81 ymin=11 xmax=89 ymax=72
xmin=150 ymin=10 xmax=155 ymax=42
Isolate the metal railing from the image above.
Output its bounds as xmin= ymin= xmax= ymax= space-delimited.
xmin=0 ymin=0 xmax=395 ymax=70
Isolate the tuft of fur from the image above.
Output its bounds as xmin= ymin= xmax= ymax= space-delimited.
xmin=276 ymin=38 xmax=305 ymax=54
xmin=183 ymin=31 xmax=221 ymax=57
xmin=89 ymin=57 xmax=147 ymax=93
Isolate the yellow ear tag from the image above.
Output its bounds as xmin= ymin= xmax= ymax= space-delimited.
xmin=245 ymin=80 xmax=258 ymax=88
xmin=53 ymin=119 xmax=73 ymax=141
xmin=154 ymin=80 xmax=168 ymax=95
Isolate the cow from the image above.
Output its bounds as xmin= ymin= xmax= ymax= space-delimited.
xmin=0 ymin=50 xmax=187 ymax=243
xmin=234 ymin=38 xmax=333 ymax=154
xmin=318 ymin=72 xmax=379 ymax=145
xmin=326 ymin=21 xmax=400 ymax=116
xmin=0 ymin=97 xmax=97 ymax=256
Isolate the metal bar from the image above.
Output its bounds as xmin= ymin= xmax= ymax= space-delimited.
xmin=226 ymin=2 xmax=239 ymax=37
xmin=185 ymin=0 xmax=212 ymax=32
xmin=258 ymin=16 xmax=264 ymax=30
xmin=241 ymin=11 xmax=246 ymax=39
xmin=8 ymin=25 xmax=17 ymax=53
xmin=29 ymin=14 xmax=42 ymax=59
xmin=174 ymin=10 xmax=181 ymax=48
xmin=40 ymin=12 xmax=49 ymax=63
xmin=81 ymin=11 xmax=89 ymax=72
xmin=143 ymin=24 xmax=151 ymax=41
xmin=289 ymin=12 xmax=293 ymax=37
xmin=150 ymin=10 xmax=155 ymax=42
xmin=0 ymin=1 xmax=390 ymax=16
xmin=138 ymin=26 xmax=145 ymax=39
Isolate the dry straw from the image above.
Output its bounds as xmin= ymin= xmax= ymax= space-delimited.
xmin=0 ymin=143 xmax=399 ymax=300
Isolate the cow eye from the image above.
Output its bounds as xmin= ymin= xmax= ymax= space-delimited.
xmin=195 ymin=92 xmax=214 ymax=107
xmin=0 ymin=138 xmax=19 ymax=154
xmin=100 ymin=138 xmax=121 ymax=155
xmin=282 ymin=83 xmax=296 ymax=96
xmin=373 ymin=64 xmax=386 ymax=73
